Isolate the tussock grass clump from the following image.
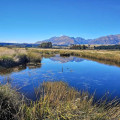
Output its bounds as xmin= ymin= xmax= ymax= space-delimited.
xmin=15 ymin=53 xmax=28 ymax=63
xmin=22 ymin=82 xmax=120 ymax=120
xmin=27 ymin=51 xmax=42 ymax=63
xmin=0 ymin=55 xmax=15 ymax=68
xmin=0 ymin=85 xmax=22 ymax=120
xmin=0 ymin=55 xmax=14 ymax=62
xmin=0 ymin=54 xmax=28 ymax=68
xmin=0 ymin=48 xmax=28 ymax=68
xmin=0 ymin=47 xmax=43 ymax=67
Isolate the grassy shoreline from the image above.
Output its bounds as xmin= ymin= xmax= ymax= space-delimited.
xmin=0 ymin=47 xmax=120 ymax=68
xmin=0 ymin=48 xmax=42 ymax=68
xmin=31 ymin=48 xmax=120 ymax=66
xmin=0 ymin=81 xmax=120 ymax=120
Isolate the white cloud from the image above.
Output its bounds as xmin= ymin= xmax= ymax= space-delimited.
xmin=1 ymin=40 xmax=18 ymax=43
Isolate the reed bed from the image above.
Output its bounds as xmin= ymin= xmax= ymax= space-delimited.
xmin=0 ymin=82 xmax=120 ymax=120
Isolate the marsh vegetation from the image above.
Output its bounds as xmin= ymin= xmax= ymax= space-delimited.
xmin=0 ymin=47 xmax=55 ymax=68
xmin=0 ymin=47 xmax=120 ymax=119
xmin=0 ymin=82 xmax=120 ymax=120
xmin=0 ymin=47 xmax=120 ymax=67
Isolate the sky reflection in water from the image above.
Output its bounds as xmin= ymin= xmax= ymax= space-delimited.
xmin=0 ymin=55 xmax=120 ymax=100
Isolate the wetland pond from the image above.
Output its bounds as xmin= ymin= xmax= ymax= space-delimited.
xmin=0 ymin=54 xmax=120 ymax=100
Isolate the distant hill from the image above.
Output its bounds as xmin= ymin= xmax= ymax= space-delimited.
xmin=89 ymin=34 xmax=120 ymax=44
xmin=35 ymin=36 xmax=90 ymax=45
xmin=1 ymin=34 xmax=120 ymax=46
xmin=36 ymin=34 xmax=120 ymax=45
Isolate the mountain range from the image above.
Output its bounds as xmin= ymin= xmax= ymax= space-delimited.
xmin=36 ymin=34 xmax=120 ymax=45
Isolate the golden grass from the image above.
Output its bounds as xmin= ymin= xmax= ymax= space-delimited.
xmin=21 ymin=82 xmax=120 ymax=120
xmin=0 ymin=47 xmax=26 ymax=57
xmin=0 ymin=47 xmax=120 ymax=67
xmin=0 ymin=48 xmax=42 ymax=67
xmin=27 ymin=51 xmax=42 ymax=63
xmin=30 ymin=48 xmax=120 ymax=64
xmin=0 ymin=84 xmax=22 ymax=120
xmin=0 ymin=81 xmax=120 ymax=120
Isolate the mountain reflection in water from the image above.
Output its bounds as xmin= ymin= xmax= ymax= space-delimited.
xmin=0 ymin=55 xmax=120 ymax=101
xmin=50 ymin=55 xmax=85 ymax=63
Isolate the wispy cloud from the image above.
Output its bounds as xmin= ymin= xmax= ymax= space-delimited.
xmin=0 ymin=40 xmax=17 ymax=43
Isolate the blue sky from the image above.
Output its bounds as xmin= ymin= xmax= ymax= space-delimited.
xmin=0 ymin=0 xmax=120 ymax=43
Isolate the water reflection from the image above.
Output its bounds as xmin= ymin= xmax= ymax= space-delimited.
xmin=0 ymin=63 xmax=42 ymax=76
xmin=0 ymin=65 xmax=27 ymax=76
xmin=50 ymin=54 xmax=120 ymax=67
xmin=50 ymin=54 xmax=85 ymax=63
xmin=0 ymin=55 xmax=120 ymax=101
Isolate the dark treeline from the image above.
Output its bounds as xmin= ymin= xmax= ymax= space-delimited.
xmin=70 ymin=44 xmax=120 ymax=50
xmin=1 ymin=42 xmax=120 ymax=50
xmin=94 ymin=45 xmax=120 ymax=50
xmin=70 ymin=45 xmax=87 ymax=49
xmin=38 ymin=42 xmax=52 ymax=48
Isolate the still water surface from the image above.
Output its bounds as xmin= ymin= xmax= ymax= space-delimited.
xmin=0 ymin=55 xmax=120 ymax=100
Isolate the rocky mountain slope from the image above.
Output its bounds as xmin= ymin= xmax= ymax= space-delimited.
xmin=36 ymin=36 xmax=90 ymax=45
xmin=36 ymin=34 xmax=120 ymax=45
